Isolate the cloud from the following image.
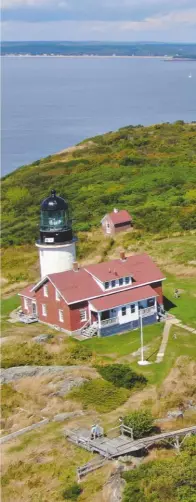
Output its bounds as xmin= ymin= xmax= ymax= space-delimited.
xmin=1 ymin=0 xmax=196 ymax=41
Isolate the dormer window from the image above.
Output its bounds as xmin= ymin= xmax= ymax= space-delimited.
xmin=105 ymin=282 xmax=109 ymax=289
xmin=125 ymin=277 xmax=130 ymax=285
xmin=119 ymin=278 xmax=123 ymax=286
xmin=111 ymin=280 xmax=116 ymax=288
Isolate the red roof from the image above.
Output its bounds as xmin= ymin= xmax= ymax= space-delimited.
xmin=85 ymin=253 xmax=164 ymax=284
xmin=43 ymin=253 xmax=164 ymax=304
xmin=19 ymin=284 xmax=35 ymax=299
xmin=108 ymin=209 xmax=132 ymax=226
xmin=90 ymin=285 xmax=158 ymax=311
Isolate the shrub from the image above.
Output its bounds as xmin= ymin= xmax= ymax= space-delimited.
xmin=68 ymin=378 xmax=130 ymax=413
xmin=1 ymin=342 xmax=52 ymax=368
xmin=96 ymin=364 xmax=147 ymax=389
xmin=69 ymin=344 xmax=92 ymax=361
xmin=62 ymin=483 xmax=82 ymax=500
xmin=124 ymin=410 xmax=154 ymax=439
xmin=1 ymin=384 xmax=23 ymax=419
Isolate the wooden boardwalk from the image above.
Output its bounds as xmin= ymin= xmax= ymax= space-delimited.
xmin=65 ymin=424 xmax=196 ymax=459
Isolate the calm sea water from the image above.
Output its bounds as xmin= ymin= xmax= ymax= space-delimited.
xmin=1 ymin=57 xmax=196 ymax=176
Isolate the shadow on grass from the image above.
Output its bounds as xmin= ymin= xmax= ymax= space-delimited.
xmin=163 ymin=296 xmax=176 ymax=312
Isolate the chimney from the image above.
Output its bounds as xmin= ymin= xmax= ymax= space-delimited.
xmin=73 ymin=261 xmax=79 ymax=272
xmin=120 ymin=250 xmax=126 ymax=262
xmin=113 ymin=208 xmax=119 ymax=213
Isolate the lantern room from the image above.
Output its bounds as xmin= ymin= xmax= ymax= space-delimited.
xmin=39 ymin=189 xmax=73 ymax=244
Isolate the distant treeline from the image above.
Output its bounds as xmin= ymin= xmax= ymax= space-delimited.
xmin=1 ymin=121 xmax=196 ymax=247
xmin=1 ymin=41 xmax=196 ymax=58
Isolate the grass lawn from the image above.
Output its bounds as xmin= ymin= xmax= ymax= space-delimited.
xmin=1 ymin=295 xmax=21 ymax=317
xmin=163 ymin=275 xmax=196 ymax=328
xmin=82 ymin=323 xmax=163 ymax=358
xmin=129 ymin=325 xmax=196 ymax=387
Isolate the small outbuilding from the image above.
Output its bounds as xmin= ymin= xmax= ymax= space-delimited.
xmin=101 ymin=208 xmax=132 ymax=235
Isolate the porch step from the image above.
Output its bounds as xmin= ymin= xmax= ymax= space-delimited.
xmin=81 ymin=324 xmax=98 ymax=338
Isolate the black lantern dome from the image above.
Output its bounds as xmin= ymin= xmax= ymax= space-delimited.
xmin=39 ymin=190 xmax=73 ymax=244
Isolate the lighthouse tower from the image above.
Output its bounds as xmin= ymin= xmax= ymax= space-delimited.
xmin=36 ymin=190 xmax=77 ymax=278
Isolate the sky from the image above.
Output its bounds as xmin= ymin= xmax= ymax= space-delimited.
xmin=2 ymin=0 xmax=196 ymax=42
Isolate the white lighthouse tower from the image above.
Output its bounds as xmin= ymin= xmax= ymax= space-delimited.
xmin=36 ymin=190 xmax=77 ymax=278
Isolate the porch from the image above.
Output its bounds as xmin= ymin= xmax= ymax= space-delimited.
xmin=86 ymin=291 xmax=158 ymax=337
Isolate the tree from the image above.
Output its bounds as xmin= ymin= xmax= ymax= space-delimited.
xmin=123 ymin=410 xmax=154 ymax=439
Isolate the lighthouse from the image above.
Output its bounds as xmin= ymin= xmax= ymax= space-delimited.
xmin=36 ymin=190 xmax=77 ymax=278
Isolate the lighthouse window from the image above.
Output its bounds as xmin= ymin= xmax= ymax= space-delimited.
xmin=42 ymin=304 xmax=47 ymax=317
xmin=80 ymin=309 xmax=87 ymax=322
xmin=43 ymin=285 xmax=48 ymax=297
xmin=58 ymin=309 xmax=64 ymax=323
xmin=41 ymin=210 xmax=67 ymax=231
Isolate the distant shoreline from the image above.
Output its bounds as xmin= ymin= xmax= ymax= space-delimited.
xmin=2 ymin=54 xmax=196 ymax=61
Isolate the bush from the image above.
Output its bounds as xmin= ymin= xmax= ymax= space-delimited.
xmin=69 ymin=344 xmax=92 ymax=361
xmin=96 ymin=364 xmax=147 ymax=389
xmin=62 ymin=483 xmax=82 ymax=500
xmin=124 ymin=410 xmax=154 ymax=439
xmin=1 ymin=342 xmax=52 ymax=368
xmin=68 ymin=378 xmax=130 ymax=413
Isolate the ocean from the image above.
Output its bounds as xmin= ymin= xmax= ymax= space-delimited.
xmin=1 ymin=56 xmax=196 ymax=176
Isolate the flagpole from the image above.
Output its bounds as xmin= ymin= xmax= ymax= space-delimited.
xmin=138 ymin=307 xmax=150 ymax=366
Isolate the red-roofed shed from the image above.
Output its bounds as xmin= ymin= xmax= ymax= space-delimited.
xmin=101 ymin=208 xmax=132 ymax=235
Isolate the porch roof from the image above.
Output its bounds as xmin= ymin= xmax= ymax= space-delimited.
xmin=90 ymin=285 xmax=157 ymax=312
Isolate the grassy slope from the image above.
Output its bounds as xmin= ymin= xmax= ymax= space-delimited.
xmin=1 ymin=122 xmax=196 ymax=248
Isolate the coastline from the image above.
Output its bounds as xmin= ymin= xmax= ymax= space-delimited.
xmin=1 ymin=54 xmax=168 ymax=59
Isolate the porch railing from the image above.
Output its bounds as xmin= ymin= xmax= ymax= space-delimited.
xmin=140 ymin=307 xmax=156 ymax=317
xmin=100 ymin=317 xmax=118 ymax=327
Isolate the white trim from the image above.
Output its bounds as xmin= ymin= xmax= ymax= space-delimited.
xmin=90 ymin=295 xmax=157 ymax=313
xmin=68 ymin=278 xmax=165 ymax=305
xmin=31 ymin=274 xmax=165 ymax=306
xmin=19 ymin=294 xmax=35 ymax=300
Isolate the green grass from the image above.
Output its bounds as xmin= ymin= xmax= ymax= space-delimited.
xmin=83 ymin=323 xmax=163 ymax=357
xmin=163 ymin=275 xmax=196 ymax=328
xmin=129 ymin=325 xmax=196 ymax=387
xmin=1 ymin=295 xmax=20 ymax=317
xmin=68 ymin=378 xmax=130 ymax=413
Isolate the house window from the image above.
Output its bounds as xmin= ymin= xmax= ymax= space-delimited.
xmin=125 ymin=277 xmax=130 ymax=285
xmin=58 ymin=309 xmax=64 ymax=323
xmin=105 ymin=282 xmax=109 ymax=290
xmin=111 ymin=280 xmax=116 ymax=288
xmin=80 ymin=309 xmax=87 ymax=322
xmin=119 ymin=278 xmax=123 ymax=286
xmin=42 ymin=304 xmax=47 ymax=317
xmin=56 ymin=289 xmax=61 ymax=301
xmin=122 ymin=306 xmax=126 ymax=316
xmin=147 ymin=298 xmax=155 ymax=307
xmin=131 ymin=304 xmax=135 ymax=313
xmin=24 ymin=298 xmax=28 ymax=310
xmin=43 ymin=284 xmax=48 ymax=297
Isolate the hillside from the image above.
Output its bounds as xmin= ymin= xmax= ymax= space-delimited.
xmin=1 ymin=121 xmax=196 ymax=247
